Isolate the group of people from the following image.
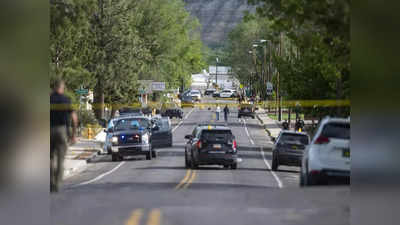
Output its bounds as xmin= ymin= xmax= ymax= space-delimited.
xmin=215 ymin=104 xmax=230 ymax=122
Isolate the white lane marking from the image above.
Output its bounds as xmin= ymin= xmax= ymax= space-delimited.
xmin=242 ymin=118 xmax=283 ymax=188
xmin=172 ymin=108 xmax=194 ymax=133
xmin=75 ymin=161 xmax=125 ymax=187
xmin=243 ymin=119 xmax=255 ymax=145
xmin=260 ymin=147 xmax=283 ymax=188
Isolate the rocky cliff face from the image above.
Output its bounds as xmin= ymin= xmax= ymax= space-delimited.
xmin=184 ymin=0 xmax=255 ymax=48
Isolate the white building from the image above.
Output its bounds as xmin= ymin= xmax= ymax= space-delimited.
xmin=191 ymin=69 xmax=210 ymax=91
xmin=208 ymin=66 xmax=240 ymax=90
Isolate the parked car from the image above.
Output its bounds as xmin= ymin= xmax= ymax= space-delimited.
xmin=108 ymin=116 xmax=159 ymax=161
xmin=271 ymin=131 xmax=310 ymax=171
xmin=151 ymin=117 xmax=173 ymax=148
xmin=300 ymin=117 xmax=350 ymax=186
xmin=212 ymin=91 xmax=220 ymax=98
xmin=231 ymin=90 xmax=239 ymax=98
xmin=204 ymin=88 xmax=216 ymax=95
xmin=181 ymin=95 xmax=195 ymax=107
xmin=161 ymin=108 xmax=183 ymax=119
xmin=184 ymin=123 xmax=238 ymax=169
xmin=189 ymin=90 xmax=202 ymax=101
xmin=238 ymin=103 xmax=257 ymax=119
xmin=219 ymin=89 xmax=234 ymax=98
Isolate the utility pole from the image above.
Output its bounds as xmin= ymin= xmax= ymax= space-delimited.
xmin=252 ymin=45 xmax=258 ymax=98
xmin=216 ymin=57 xmax=219 ymax=89
xmin=278 ymin=33 xmax=283 ymax=121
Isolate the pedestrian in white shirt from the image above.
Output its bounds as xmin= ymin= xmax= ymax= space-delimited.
xmin=216 ymin=105 xmax=221 ymax=120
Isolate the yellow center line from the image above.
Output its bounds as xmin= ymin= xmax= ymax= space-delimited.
xmin=125 ymin=209 xmax=143 ymax=225
xmin=174 ymin=169 xmax=192 ymax=190
xmin=182 ymin=170 xmax=197 ymax=189
xmin=146 ymin=209 xmax=162 ymax=225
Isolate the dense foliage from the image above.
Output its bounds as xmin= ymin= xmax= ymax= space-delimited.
xmin=225 ymin=0 xmax=350 ymax=117
xmin=50 ymin=0 xmax=205 ymax=118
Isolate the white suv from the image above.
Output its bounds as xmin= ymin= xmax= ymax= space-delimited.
xmin=189 ymin=90 xmax=202 ymax=101
xmin=219 ymin=89 xmax=234 ymax=98
xmin=300 ymin=117 xmax=350 ymax=186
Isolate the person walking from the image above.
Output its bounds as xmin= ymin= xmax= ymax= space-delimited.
xmin=50 ymin=79 xmax=78 ymax=193
xmin=223 ymin=105 xmax=230 ymax=122
xmin=216 ymin=104 xmax=221 ymax=120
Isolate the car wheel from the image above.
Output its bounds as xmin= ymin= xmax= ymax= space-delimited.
xmin=300 ymin=170 xmax=305 ymax=186
xmin=112 ymin=154 xmax=118 ymax=162
xmin=152 ymin=150 xmax=157 ymax=158
xmin=190 ymin=155 xmax=198 ymax=169
xmin=271 ymin=154 xmax=279 ymax=171
xmin=185 ymin=152 xmax=190 ymax=168
xmin=146 ymin=151 xmax=152 ymax=160
xmin=107 ymin=146 xmax=112 ymax=155
xmin=223 ymin=165 xmax=229 ymax=169
xmin=252 ymin=116 xmax=255 ymax=119
xmin=231 ymin=163 xmax=237 ymax=170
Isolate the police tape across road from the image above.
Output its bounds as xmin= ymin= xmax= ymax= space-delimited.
xmin=50 ymin=99 xmax=350 ymax=110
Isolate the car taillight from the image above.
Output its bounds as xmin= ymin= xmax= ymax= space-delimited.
xmin=232 ymin=140 xmax=237 ymax=151
xmin=314 ymin=136 xmax=330 ymax=144
xmin=197 ymin=140 xmax=202 ymax=149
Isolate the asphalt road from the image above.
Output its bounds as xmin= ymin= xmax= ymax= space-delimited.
xmin=52 ymin=100 xmax=349 ymax=225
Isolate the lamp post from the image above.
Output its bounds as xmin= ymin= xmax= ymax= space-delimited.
xmin=216 ymin=57 xmax=219 ymax=89
xmin=252 ymin=44 xmax=258 ymax=98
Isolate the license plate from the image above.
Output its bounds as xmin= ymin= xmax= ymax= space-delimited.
xmin=213 ymin=144 xmax=222 ymax=149
xmin=208 ymin=151 xmax=224 ymax=154
xmin=342 ymin=148 xmax=350 ymax=158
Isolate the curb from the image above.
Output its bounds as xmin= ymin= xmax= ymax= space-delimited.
xmin=63 ymin=148 xmax=101 ymax=179
xmin=256 ymin=113 xmax=272 ymax=137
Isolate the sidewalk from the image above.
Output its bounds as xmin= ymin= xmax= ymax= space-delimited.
xmin=64 ymin=138 xmax=102 ymax=179
xmin=255 ymin=108 xmax=282 ymax=138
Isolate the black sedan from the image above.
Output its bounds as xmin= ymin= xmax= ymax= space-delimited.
xmin=271 ymin=131 xmax=310 ymax=171
xmin=184 ymin=124 xmax=238 ymax=169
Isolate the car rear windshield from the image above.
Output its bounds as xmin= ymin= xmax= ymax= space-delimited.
xmin=201 ymin=130 xmax=233 ymax=143
xmin=280 ymin=133 xmax=309 ymax=145
xmin=321 ymin=122 xmax=350 ymax=139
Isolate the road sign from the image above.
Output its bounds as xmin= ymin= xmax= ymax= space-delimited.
xmin=75 ymin=88 xmax=88 ymax=95
xmin=152 ymin=82 xmax=165 ymax=91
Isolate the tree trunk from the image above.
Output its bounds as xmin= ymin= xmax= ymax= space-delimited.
xmin=94 ymin=81 xmax=104 ymax=120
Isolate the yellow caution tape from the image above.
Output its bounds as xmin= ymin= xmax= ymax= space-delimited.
xmin=50 ymin=99 xmax=350 ymax=111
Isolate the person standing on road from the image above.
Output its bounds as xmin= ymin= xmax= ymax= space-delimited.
xmin=223 ymin=105 xmax=230 ymax=122
xmin=50 ymin=79 xmax=78 ymax=193
xmin=216 ymin=104 xmax=221 ymax=120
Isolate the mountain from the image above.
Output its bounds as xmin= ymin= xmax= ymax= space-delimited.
xmin=183 ymin=0 xmax=255 ymax=48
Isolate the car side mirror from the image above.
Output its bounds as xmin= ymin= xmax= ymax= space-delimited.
xmin=271 ymin=137 xmax=276 ymax=143
xmin=184 ymin=134 xmax=193 ymax=139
